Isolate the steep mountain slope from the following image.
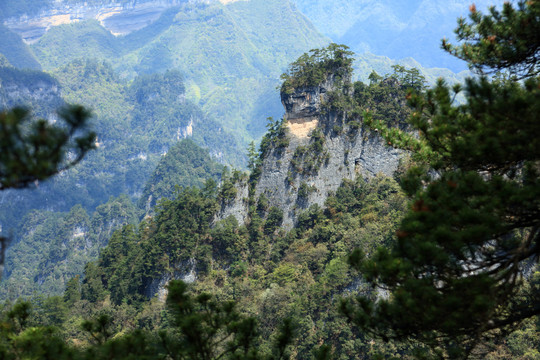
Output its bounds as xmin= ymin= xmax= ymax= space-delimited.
xmin=0 ymin=60 xmax=236 ymax=270
xmin=32 ymin=20 xmax=121 ymax=69
xmin=139 ymin=139 xmax=225 ymax=212
xmin=28 ymin=0 xmax=328 ymax=142
xmin=64 ymin=49 xmax=420 ymax=356
xmin=106 ymin=46 xmax=413 ymax=300
xmin=0 ymin=24 xmax=41 ymax=70
xmin=218 ymin=73 xmax=403 ymax=228
xmin=0 ymin=138 xmax=225 ymax=300
xmin=0 ymin=66 xmax=63 ymax=117
xmin=0 ymin=196 xmax=139 ymax=300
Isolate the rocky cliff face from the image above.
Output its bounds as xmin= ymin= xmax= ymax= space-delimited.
xmin=218 ymin=75 xmax=403 ymax=228
xmin=0 ymin=66 xmax=64 ymax=118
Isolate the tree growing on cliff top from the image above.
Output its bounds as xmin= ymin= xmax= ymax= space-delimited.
xmin=280 ymin=43 xmax=354 ymax=94
xmin=342 ymin=1 xmax=540 ymax=358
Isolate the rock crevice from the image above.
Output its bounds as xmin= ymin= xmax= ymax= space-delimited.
xmin=218 ymin=75 xmax=403 ymax=228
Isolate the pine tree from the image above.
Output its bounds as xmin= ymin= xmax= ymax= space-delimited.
xmin=0 ymin=105 xmax=95 ymax=278
xmin=0 ymin=105 xmax=95 ymax=190
xmin=342 ymin=1 xmax=540 ymax=358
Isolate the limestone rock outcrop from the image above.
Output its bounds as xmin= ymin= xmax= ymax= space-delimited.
xmin=218 ymin=75 xmax=403 ymax=228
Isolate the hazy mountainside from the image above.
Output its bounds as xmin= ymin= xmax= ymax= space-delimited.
xmin=139 ymin=139 xmax=225 ymax=212
xmin=0 ymin=24 xmax=41 ymax=70
xmin=0 ymin=60 xmax=235 ymax=229
xmin=1 ymin=0 xmax=187 ymax=40
xmin=0 ymin=137 xmax=225 ymax=300
xmin=0 ymin=0 xmax=327 ymax=302
xmin=292 ymin=0 xmax=506 ymax=72
xmin=0 ymin=196 xmax=138 ymax=300
xmin=353 ymin=52 xmax=469 ymax=86
xmin=0 ymin=58 xmax=232 ymax=301
xmin=3 ymin=0 xmax=474 ymax=139
xmin=26 ymin=0 xmax=328 ymax=141
xmin=0 ymin=0 xmax=50 ymax=20
xmin=0 ymin=66 xmax=63 ymax=117
xmin=42 ymin=52 xmax=429 ymax=357
xmin=0 ymin=60 xmax=236 ymax=299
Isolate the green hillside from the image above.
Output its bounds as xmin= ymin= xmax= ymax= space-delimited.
xmin=1 ymin=196 xmax=139 ymax=300
xmin=30 ymin=0 xmax=328 ymax=142
xmin=0 ymin=1 xmax=538 ymax=359
xmin=32 ymin=20 xmax=121 ymax=70
xmin=139 ymin=139 xmax=225 ymax=211
xmin=0 ymin=61 xmax=235 ymax=300
xmin=0 ymin=59 xmax=238 ymax=242
xmin=0 ymin=136 xmax=226 ymax=300
xmin=0 ymin=24 xmax=41 ymax=70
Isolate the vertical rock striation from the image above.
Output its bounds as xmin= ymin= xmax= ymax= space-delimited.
xmin=218 ymin=74 xmax=403 ymax=228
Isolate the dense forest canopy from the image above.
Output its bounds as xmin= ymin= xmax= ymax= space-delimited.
xmin=343 ymin=1 xmax=540 ymax=358
xmin=0 ymin=1 xmax=538 ymax=359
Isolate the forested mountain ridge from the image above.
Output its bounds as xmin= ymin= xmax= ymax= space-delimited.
xmin=0 ymin=61 xmax=231 ymax=300
xmin=0 ymin=0 xmax=328 ymax=304
xmin=3 ymin=39 xmax=534 ymax=358
xmin=12 ymin=0 xmax=328 ymax=143
xmin=0 ymin=60 xmax=235 ymax=230
xmin=217 ymin=54 xmax=405 ymax=228
xmin=0 ymin=1 xmax=537 ymax=358
xmin=38 ymin=48 xmax=419 ymax=356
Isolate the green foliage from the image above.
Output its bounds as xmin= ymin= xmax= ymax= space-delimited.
xmin=164 ymin=280 xmax=262 ymax=360
xmin=63 ymin=276 xmax=81 ymax=306
xmin=0 ymin=164 xmax=417 ymax=358
xmin=259 ymin=117 xmax=290 ymax=159
xmin=297 ymin=182 xmax=315 ymax=201
xmin=352 ymin=67 xmax=416 ymax=129
xmin=247 ymin=141 xmax=259 ymax=172
xmin=140 ymin=139 xmax=224 ymax=211
xmin=389 ymin=64 xmax=428 ymax=92
xmin=264 ymin=207 xmax=284 ymax=235
xmin=344 ymin=1 xmax=540 ymax=357
xmin=290 ymin=128 xmax=329 ymax=176
xmin=64 ymin=173 xmax=408 ymax=358
xmin=0 ymin=195 xmax=139 ymax=300
xmin=32 ymin=20 xmax=120 ymax=70
xmin=280 ymin=43 xmax=354 ymax=94
xmin=442 ymin=1 xmax=540 ymax=79
xmin=0 ymin=105 xmax=95 ymax=189
xmin=218 ymin=171 xmax=239 ymax=205
xmin=0 ymin=24 xmax=41 ymax=69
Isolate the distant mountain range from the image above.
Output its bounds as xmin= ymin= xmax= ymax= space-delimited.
xmin=4 ymin=0 xmax=327 ymax=142
xmin=292 ymin=0 xmax=506 ymax=72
